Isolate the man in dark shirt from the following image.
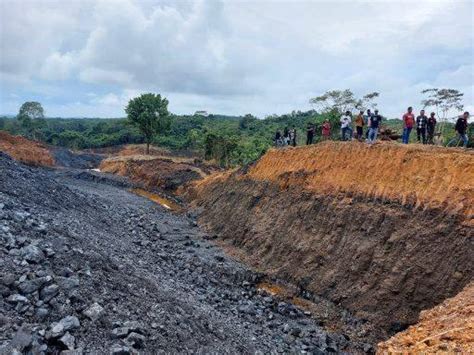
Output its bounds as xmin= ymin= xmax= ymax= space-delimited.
xmin=306 ymin=124 xmax=315 ymax=145
xmin=416 ymin=110 xmax=428 ymax=144
xmin=426 ymin=112 xmax=437 ymax=144
xmin=448 ymin=112 xmax=469 ymax=147
xmin=367 ymin=109 xmax=382 ymax=144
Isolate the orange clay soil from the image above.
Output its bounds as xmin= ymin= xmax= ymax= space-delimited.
xmin=188 ymin=141 xmax=473 ymax=342
xmin=247 ymin=141 xmax=473 ymax=222
xmin=378 ymin=282 xmax=473 ymax=354
xmin=0 ymin=131 xmax=55 ymax=167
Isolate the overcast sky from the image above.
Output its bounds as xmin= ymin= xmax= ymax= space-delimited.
xmin=0 ymin=0 xmax=472 ymax=118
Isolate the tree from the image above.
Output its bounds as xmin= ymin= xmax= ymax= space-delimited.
xmin=239 ymin=114 xmax=257 ymax=129
xmin=309 ymin=90 xmax=379 ymax=114
xmin=17 ymin=101 xmax=44 ymax=128
xmin=421 ymin=88 xmax=464 ymax=121
xmin=357 ymin=92 xmax=380 ymax=111
xmin=125 ymin=93 xmax=171 ymax=154
xmin=204 ymin=132 xmax=238 ymax=167
xmin=16 ymin=101 xmax=47 ymax=140
xmin=421 ymin=88 xmax=464 ymax=142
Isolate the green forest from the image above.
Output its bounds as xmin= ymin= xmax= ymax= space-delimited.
xmin=1 ymin=88 xmax=471 ymax=167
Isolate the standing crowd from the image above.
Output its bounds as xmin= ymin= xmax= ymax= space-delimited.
xmin=274 ymin=109 xmax=470 ymax=148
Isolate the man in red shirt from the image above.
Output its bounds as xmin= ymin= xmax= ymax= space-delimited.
xmin=402 ymin=106 xmax=415 ymax=144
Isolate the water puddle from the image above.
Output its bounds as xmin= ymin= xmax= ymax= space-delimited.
xmin=130 ymin=188 xmax=181 ymax=211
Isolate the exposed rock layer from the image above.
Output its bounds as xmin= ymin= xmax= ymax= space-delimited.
xmin=189 ymin=142 xmax=474 ymax=335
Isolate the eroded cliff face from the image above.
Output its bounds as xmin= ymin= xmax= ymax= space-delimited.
xmin=188 ymin=142 xmax=473 ymax=337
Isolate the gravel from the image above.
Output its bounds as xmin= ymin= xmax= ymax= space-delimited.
xmin=0 ymin=152 xmax=371 ymax=353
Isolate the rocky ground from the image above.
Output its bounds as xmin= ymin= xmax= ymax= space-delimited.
xmin=0 ymin=152 xmax=372 ymax=354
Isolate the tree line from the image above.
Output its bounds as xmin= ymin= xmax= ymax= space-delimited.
xmin=0 ymin=87 xmax=470 ymax=167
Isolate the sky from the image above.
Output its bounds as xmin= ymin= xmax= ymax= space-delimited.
xmin=0 ymin=0 xmax=472 ymax=118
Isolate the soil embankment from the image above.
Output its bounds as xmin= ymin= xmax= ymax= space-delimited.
xmin=0 ymin=131 xmax=55 ymax=167
xmin=100 ymin=154 xmax=219 ymax=192
xmin=188 ymin=142 xmax=474 ymax=341
xmin=0 ymin=131 xmax=104 ymax=169
xmin=378 ymin=281 xmax=473 ymax=353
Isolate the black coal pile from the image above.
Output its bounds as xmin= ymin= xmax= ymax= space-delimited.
xmin=51 ymin=147 xmax=104 ymax=169
xmin=0 ymin=152 xmax=371 ymax=354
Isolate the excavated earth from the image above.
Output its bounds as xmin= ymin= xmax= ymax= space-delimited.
xmin=188 ymin=142 xmax=474 ymax=348
xmin=0 ymin=132 xmax=54 ymax=167
xmin=0 ymin=152 xmax=375 ymax=354
xmin=99 ymin=154 xmax=219 ymax=192
xmin=378 ymin=282 xmax=473 ymax=353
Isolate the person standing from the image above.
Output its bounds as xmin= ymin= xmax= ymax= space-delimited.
xmin=365 ymin=109 xmax=373 ymax=139
xmin=402 ymin=107 xmax=415 ymax=144
xmin=416 ymin=110 xmax=428 ymax=144
xmin=289 ymin=126 xmax=297 ymax=147
xmin=283 ymin=127 xmax=290 ymax=146
xmin=426 ymin=112 xmax=437 ymax=144
xmin=448 ymin=112 xmax=470 ymax=147
xmin=274 ymin=130 xmax=282 ymax=147
xmin=322 ymin=119 xmax=331 ymax=140
xmin=355 ymin=110 xmax=365 ymax=141
xmin=367 ymin=109 xmax=382 ymax=144
xmin=306 ymin=123 xmax=315 ymax=145
xmin=340 ymin=111 xmax=352 ymax=141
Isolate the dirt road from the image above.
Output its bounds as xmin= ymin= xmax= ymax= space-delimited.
xmin=0 ymin=153 xmax=371 ymax=354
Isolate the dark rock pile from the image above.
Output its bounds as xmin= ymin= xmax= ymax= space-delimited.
xmin=0 ymin=152 xmax=370 ymax=354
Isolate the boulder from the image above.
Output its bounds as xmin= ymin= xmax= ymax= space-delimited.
xmin=83 ymin=302 xmax=104 ymax=321
xmin=20 ymin=245 xmax=45 ymax=263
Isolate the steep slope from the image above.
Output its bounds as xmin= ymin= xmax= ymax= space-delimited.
xmin=0 ymin=131 xmax=54 ymax=167
xmin=378 ymin=282 xmax=473 ymax=353
xmin=188 ymin=142 xmax=473 ymax=338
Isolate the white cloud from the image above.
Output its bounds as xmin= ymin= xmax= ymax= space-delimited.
xmin=0 ymin=0 xmax=472 ymax=117
xmin=79 ymin=68 xmax=134 ymax=86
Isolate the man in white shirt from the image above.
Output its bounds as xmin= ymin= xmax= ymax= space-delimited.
xmin=340 ymin=111 xmax=353 ymax=141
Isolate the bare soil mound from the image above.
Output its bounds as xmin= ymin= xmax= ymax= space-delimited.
xmin=378 ymin=282 xmax=473 ymax=353
xmin=188 ymin=142 xmax=473 ymax=341
xmin=100 ymin=154 xmax=219 ymax=192
xmin=0 ymin=131 xmax=54 ymax=167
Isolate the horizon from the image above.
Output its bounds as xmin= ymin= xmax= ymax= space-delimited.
xmin=1 ymin=0 xmax=473 ymax=118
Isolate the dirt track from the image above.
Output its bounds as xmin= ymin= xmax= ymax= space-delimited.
xmin=0 ymin=152 xmax=372 ymax=353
